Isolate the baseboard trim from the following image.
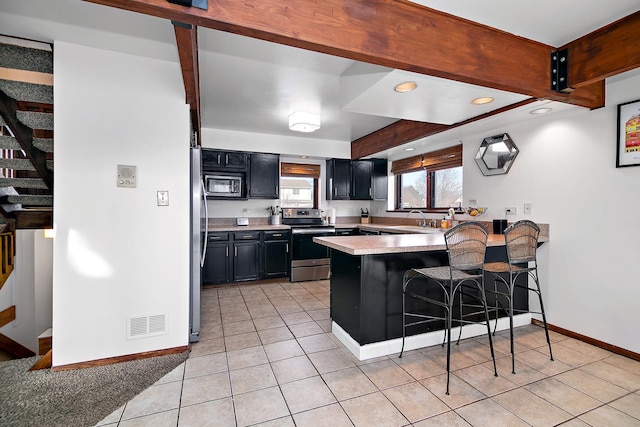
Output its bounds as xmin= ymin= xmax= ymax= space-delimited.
xmin=51 ymin=346 xmax=189 ymax=371
xmin=531 ymin=319 xmax=640 ymax=362
xmin=334 ymin=313 xmax=532 ymax=360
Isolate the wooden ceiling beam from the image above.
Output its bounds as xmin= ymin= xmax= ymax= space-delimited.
xmin=172 ymin=21 xmax=201 ymax=145
xmin=561 ymin=11 xmax=640 ymax=89
xmin=352 ymin=99 xmax=536 ymax=159
xmin=82 ymin=0 xmax=603 ymax=110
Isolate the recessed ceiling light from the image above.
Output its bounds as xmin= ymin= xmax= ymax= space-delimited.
xmin=404 ymin=147 xmax=415 ymax=152
xmin=300 ymin=155 xmax=308 ymax=159
xmin=530 ymin=107 xmax=552 ymax=115
xmin=471 ymin=97 xmax=494 ymax=105
xmin=394 ymin=81 xmax=417 ymax=93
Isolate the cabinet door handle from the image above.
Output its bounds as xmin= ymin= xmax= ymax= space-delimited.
xmin=217 ymin=153 xmax=221 ymax=164
xmin=275 ymin=186 xmax=278 ymax=194
xmin=226 ymin=154 xmax=229 ymax=164
xmin=235 ymin=247 xmax=237 ymax=256
xmin=226 ymin=247 xmax=229 ymax=257
xmin=369 ymin=188 xmax=372 ymax=197
xmin=242 ymin=235 xmax=253 ymax=239
xmin=286 ymin=244 xmax=289 ymax=253
xmin=273 ymin=233 xmax=282 ymax=237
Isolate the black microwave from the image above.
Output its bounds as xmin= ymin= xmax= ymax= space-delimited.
xmin=204 ymin=173 xmax=244 ymax=198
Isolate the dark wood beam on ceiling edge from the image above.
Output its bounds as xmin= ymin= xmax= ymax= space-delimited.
xmin=352 ymin=99 xmax=536 ymax=159
xmin=82 ymin=0 xmax=603 ymax=110
xmin=561 ymin=10 xmax=640 ymax=89
xmin=172 ymin=21 xmax=201 ymax=145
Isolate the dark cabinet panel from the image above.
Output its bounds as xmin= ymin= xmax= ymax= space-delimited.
xmin=371 ymin=159 xmax=388 ymax=200
xmin=351 ymin=160 xmax=373 ymax=200
xmin=326 ymin=159 xmax=351 ymax=200
xmin=263 ymin=230 xmax=291 ymax=278
xmin=202 ymin=233 xmax=231 ymax=285
xmin=202 ymin=149 xmax=248 ymax=171
xmin=249 ymin=153 xmax=280 ymax=199
xmin=335 ymin=228 xmax=358 ymax=236
xmin=327 ymin=158 xmax=387 ymax=201
xmin=233 ymin=241 xmax=261 ymax=281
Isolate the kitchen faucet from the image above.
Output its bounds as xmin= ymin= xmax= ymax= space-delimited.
xmin=407 ymin=210 xmax=428 ymax=227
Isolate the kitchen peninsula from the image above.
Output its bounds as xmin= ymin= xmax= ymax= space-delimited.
xmin=314 ymin=227 xmax=549 ymax=360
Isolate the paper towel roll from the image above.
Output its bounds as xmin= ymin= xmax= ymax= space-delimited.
xmin=329 ymin=208 xmax=336 ymax=224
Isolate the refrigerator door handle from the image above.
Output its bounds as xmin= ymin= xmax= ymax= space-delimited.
xmin=200 ymin=178 xmax=208 ymax=267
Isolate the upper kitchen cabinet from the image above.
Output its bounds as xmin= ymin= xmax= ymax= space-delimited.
xmin=326 ymin=159 xmax=351 ymax=200
xmin=328 ymin=158 xmax=387 ymax=201
xmin=249 ymin=153 xmax=280 ymax=199
xmin=202 ymin=149 xmax=248 ymax=171
xmin=371 ymin=158 xmax=388 ymax=200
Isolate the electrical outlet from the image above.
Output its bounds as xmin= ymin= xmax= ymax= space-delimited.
xmin=157 ymin=191 xmax=169 ymax=206
xmin=505 ymin=207 xmax=517 ymax=215
xmin=524 ymin=202 xmax=532 ymax=214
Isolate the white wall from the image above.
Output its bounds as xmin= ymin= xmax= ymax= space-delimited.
xmin=53 ymin=42 xmax=190 ymax=366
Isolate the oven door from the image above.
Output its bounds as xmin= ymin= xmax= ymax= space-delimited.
xmin=290 ymin=229 xmax=334 ymax=261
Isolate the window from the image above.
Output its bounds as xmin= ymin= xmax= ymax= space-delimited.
xmin=280 ymin=163 xmax=320 ymax=208
xmin=392 ymin=145 xmax=463 ymax=210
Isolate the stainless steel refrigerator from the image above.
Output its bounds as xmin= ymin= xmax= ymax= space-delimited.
xmin=189 ymin=146 xmax=207 ymax=343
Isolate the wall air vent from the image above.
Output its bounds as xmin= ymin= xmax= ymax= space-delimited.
xmin=127 ymin=314 xmax=167 ymax=340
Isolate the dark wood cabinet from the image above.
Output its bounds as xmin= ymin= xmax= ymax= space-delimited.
xmin=263 ymin=230 xmax=290 ymax=278
xmin=351 ymin=160 xmax=373 ymax=200
xmin=233 ymin=231 xmax=261 ymax=282
xmin=371 ymin=158 xmax=388 ymax=200
xmin=249 ymin=153 xmax=280 ymax=199
xmin=202 ymin=149 xmax=248 ymax=171
xmin=327 ymin=158 xmax=387 ymax=201
xmin=202 ymin=233 xmax=231 ymax=285
xmin=326 ymin=159 xmax=351 ymax=200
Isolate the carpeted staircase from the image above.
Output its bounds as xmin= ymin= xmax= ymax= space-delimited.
xmin=0 ymin=37 xmax=54 ymax=230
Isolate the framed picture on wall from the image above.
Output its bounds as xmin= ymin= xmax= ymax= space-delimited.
xmin=616 ymin=99 xmax=640 ymax=167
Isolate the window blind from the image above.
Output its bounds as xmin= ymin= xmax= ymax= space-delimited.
xmin=390 ymin=144 xmax=462 ymax=174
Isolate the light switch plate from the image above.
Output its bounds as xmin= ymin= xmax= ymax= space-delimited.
xmin=524 ymin=202 xmax=532 ymax=214
xmin=157 ymin=191 xmax=169 ymax=206
xmin=117 ymin=165 xmax=137 ymax=188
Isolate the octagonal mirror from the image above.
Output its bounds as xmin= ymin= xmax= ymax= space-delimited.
xmin=475 ymin=133 xmax=519 ymax=176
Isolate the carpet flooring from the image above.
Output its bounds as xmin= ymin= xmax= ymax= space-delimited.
xmin=0 ymin=352 xmax=188 ymax=427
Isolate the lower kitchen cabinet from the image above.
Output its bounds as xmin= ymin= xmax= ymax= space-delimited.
xmin=202 ymin=229 xmax=291 ymax=285
xmin=233 ymin=231 xmax=261 ymax=282
xmin=203 ymin=233 xmax=232 ymax=285
xmin=263 ymin=230 xmax=290 ymax=278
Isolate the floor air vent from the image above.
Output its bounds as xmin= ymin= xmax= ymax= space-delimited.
xmin=127 ymin=314 xmax=167 ymax=339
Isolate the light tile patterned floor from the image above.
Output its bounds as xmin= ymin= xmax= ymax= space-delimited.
xmin=97 ymin=280 xmax=640 ymax=427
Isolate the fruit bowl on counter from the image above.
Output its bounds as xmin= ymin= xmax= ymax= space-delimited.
xmin=466 ymin=207 xmax=488 ymax=217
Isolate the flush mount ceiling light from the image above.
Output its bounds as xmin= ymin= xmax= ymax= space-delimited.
xmin=394 ymin=81 xmax=417 ymax=93
xmin=471 ymin=97 xmax=494 ymax=105
xmin=289 ymin=111 xmax=321 ymax=133
xmin=530 ymin=107 xmax=553 ymax=115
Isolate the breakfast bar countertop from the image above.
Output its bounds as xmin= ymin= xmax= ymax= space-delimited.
xmin=314 ymin=231 xmax=549 ymax=256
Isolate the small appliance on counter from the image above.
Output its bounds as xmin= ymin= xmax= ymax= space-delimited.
xmin=236 ymin=217 xmax=249 ymax=226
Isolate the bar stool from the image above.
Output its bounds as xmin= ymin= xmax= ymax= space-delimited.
xmin=484 ymin=219 xmax=553 ymax=374
xmin=400 ymin=221 xmax=497 ymax=395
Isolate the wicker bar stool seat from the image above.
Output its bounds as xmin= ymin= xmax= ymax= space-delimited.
xmin=399 ymin=221 xmax=497 ymax=395
xmin=484 ymin=219 xmax=553 ymax=374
